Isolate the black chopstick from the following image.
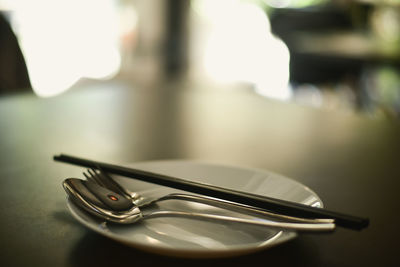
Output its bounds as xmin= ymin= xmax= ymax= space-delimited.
xmin=54 ymin=154 xmax=369 ymax=230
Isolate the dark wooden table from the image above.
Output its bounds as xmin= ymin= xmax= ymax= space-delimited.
xmin=0 ymin=79 xmax=398 ymax=266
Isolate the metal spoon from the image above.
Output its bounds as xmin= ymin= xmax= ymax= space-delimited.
xmin=63 ymin=178 xmax=335 ymax=232
xmin=84 ymin=168 xmax=335 ymax=225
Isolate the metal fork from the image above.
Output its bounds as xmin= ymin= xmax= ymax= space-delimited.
xmin=83 ymin=168 xmax=334 ymax=224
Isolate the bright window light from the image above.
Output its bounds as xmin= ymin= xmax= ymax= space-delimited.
xmin=265 ymin=0 xmax=327 ymax=9
xmin=192 ymin=0 xmax=291 ymax=100
xmin=10 ymin=0 xmax=122 ymax=97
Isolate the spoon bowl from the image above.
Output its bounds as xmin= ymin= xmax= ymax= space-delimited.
xmin=63 ymin=178 xmax=143 ymax=224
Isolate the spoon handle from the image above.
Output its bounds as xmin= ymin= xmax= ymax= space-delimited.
xmin=143 ymin=210 xmax=335 ymax=232
xmin=142 ymin=193 xmax=334 ymax=224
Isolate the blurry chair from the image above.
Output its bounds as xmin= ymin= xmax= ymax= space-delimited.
xmin=269 ymin=4 xmax=362 ymax=84
xmin=0 ymin=13 xmax=31 ymax=95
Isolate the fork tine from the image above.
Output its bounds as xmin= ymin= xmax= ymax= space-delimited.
xmin=83 ymin=171 xmax=90 ymax=180
xmin=86 ymin=168 xmax=106 ymax=187
xmin=93 ymin=166 xmax=134 ymax=199
xmin=83 ymin=171 xmax=98 ymax=185
xmin=91 ymin=168 xmax=112 ymax=187
xmin=89 ymin=167 xmax=124 ymax=195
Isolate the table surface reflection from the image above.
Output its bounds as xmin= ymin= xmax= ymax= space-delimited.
xmin=0 ymin=79 xmax=399 ymax=266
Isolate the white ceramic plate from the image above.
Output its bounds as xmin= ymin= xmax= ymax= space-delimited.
xmin=66 ymin=160 xmax=323 ymax=258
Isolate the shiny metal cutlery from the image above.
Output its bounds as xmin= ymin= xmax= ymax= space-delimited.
xmin=63 ymin=177 xmax=335 ymax=232
xmin=83 ymin=168 xmax=335 ymax=225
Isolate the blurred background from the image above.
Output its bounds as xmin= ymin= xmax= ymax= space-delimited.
xmin=1 ymin=0 xmax=399 ymax=119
